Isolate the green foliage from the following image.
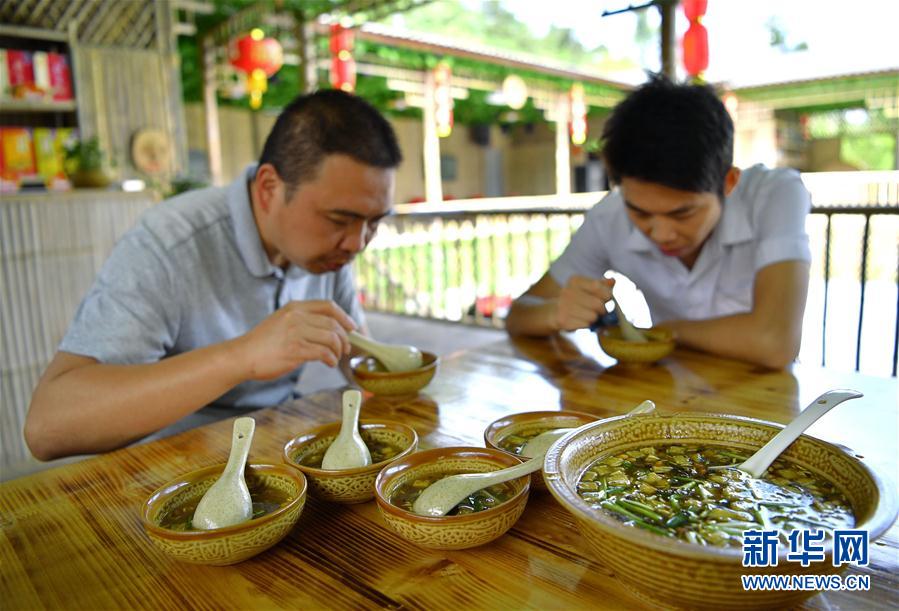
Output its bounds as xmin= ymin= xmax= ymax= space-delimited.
xmin=64 ymin=137 xmax=104 ymax=171
xmin=841 ymin=133 xmax=896 ymax=171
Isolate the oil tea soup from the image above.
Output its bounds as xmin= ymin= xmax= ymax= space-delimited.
xmin=391 ymin=472 xmax=516 ymax=516
xmin=576 ymin=443 xmax=853 ymax=547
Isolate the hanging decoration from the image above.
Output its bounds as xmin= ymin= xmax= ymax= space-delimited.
xmin=228 ymin=28 xmax=284 ymax=109
xmin=330 ymin=24 xmax=357 ymax=92
xmin=569 ymin=83 xmax=587 ymax=146
xmin=682 ymin=0 xmax=709 ymax=80
xmin=434 ymin=62 xmax=454 ymax=138
xmin=501 ymin=74 xmax=528 ymax=110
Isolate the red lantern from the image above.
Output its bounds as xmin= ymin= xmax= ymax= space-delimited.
xmin=330 ymin=24 xmax=356 ymax=92
xmin=683 ymin=22 xmax=709 ymax=77
xmin=681 ymin=0 xmax=709 ymax=79
xmin=682 ymin=0 xmax=708 ymax=21
xmin=229 ymin=29 xmax=283 ymax=109
xmin=434 ymin=62 xmax=453 ymax=138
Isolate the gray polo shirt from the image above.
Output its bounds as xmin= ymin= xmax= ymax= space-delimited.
xmin=60 ymin=165 xmax=365 ymax=408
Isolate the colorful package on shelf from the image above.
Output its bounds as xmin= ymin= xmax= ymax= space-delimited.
xmin=34 ymin=127 xmax=70 ymax=189
xmin=0 ymin=127 xmax=37 ymax=188
xmin=47 ymin=52 xmax=73 ymax=100
xmin=6 ymin=50 xmax=42 ymax=100
xmin=33 ymin=51 xmax=51 ymax=98
xmin=0 ymin=50 xmax=8 ymax=99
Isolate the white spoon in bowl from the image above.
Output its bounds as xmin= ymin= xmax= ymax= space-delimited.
xmin=612 ymin=296 xmax=648 ymax=342
xmin=321 ymin=389 xmax=372 ymax=470
xmin=737 ymin=389 xmax=863 ymax=478
xmin=192 ymin=417 xmax=255 ymax=530
xmin=520 ymin=400 xmax=657 ymax=458
xmin=349 ymin=331 xmax=424 ymax=373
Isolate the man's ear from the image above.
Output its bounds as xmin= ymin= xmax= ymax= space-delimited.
xmin=723 ymin=166 xmax=742 ymax=196
xmin=253 ymin=163 xmax=283 ymax=213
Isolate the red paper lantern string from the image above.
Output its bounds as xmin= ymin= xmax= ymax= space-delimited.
xmin=681 ymin=0 xmax=709 ymax=79
xmin=330 ymin=24 xmax=356 ymax=92
xmin=229 ymin=29 xmax=284 ymax=109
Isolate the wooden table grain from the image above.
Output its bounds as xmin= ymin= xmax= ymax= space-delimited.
xmin=2 ymin=331 xmax=897 ymax=610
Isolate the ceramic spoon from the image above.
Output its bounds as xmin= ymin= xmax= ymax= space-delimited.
xmin=412 ymin=452 xmax=546 ymax=517
xmin=321 ymin=389 xmax=372 ymax=469
xmin=737 ymin=389 xmax=863 ymax=478
xmin=348 ymin=331 xmax=424 ymax=372
xmin=192 ymin=417 xmax=255 ymax=530
xmin=612 ymin=296 xmax=648 ymax=342
xmin=519 ymin=400 xmax=657 ymax=458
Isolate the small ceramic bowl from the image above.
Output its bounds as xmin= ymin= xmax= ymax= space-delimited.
xmin=142 ymin=463 xmax=307 ymax=566
xmin=349 ymin=351 xmax=439 ymax=396
xmin=283 ymin=420 xmax=418 ymax=503
xmin=598 ymin=326 xmax=674 ymax=366
xmin=374 ymin=446 xmax=531 ymax=550
xmin=484 ymin=410 xmax=600 ymax=491
xmin=543 ymin=413 xmax=898 ymax=610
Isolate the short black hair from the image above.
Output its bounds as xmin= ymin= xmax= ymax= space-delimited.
xmin=258 ymin=89 xmax=402 ymax=195
xmin=601 ymin=74 xmax=733 ymax=197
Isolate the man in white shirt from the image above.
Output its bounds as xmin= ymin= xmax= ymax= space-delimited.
xmin=506 ymin=75 xmax=811 ymax=369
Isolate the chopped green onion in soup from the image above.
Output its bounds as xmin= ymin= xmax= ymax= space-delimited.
xmin=576 ymin=443 xmax=854 ymax=547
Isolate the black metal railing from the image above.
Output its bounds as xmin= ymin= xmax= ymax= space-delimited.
xmin=356 ymin=176 xmax=899 ymax=377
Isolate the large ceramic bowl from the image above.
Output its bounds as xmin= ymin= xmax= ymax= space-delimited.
xmin=484 ymin=410 xmax=600 ymax=491
xmin=598 ymin=326 xmax=674 ymax=366
xmin=283 ymin=420 xmax=418 ymax=503
xmin=543 ymin=413 xmax=898 ymax=610
xmin=374 ymin=447 xmax=531 ymax=550
xmin=349 ymin=351 xmax=439 ymax=396
xmin=142 ymin=463 xmax=307 ymax=566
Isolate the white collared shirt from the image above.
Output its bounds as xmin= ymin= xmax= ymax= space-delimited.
xmin=549 ymin=165 xmax=811 ymax=324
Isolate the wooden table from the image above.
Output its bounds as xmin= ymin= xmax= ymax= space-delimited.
xmin=2 ymin=332 xmax=897 ymax=610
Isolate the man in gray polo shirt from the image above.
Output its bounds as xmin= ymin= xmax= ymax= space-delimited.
xmin=26 ymin=90 xmax=402 ymax=460
xmin=506 ymin=76 xmax=811 ymax=369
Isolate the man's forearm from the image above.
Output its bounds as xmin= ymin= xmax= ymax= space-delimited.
xmin=662 ymin=313 xmax=800 ymax=369
xmin=505 ymin=299 xmax=559 ymax=336
xmin=25 ymin=340 xmax=250 ymax=460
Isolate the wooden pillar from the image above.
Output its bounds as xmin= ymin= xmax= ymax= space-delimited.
xmin=201 ymin=35 xmax=223 ymax=186
xmin=660 ymin=0 xmax=677 ymax=79
xmin=423 ymin=69 xmax=443 ymax=203
xmin=295 ymin=9 xmax=317 ymax=93
xmin=555 ymin=93 xmax=571 ymax=195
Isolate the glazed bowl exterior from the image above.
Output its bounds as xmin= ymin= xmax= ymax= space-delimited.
xmin=543 ymin=413 xmax=897 ymax=610
xmin=484 ymin=410 xmax=600 ymax=491
xmin=350 ymin=351 xmax=439 ymax=396
xmin=374 ymin=446 xmax=530 ymax=550
xmin=283 ymin=420 xmax=418 ymax=503
xmin=598 ymin=326 xmax=674 ymax=366
xmin=142 ymin=463 xmax=307 ymax=566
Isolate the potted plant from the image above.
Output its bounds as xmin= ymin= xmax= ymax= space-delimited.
xmin=64 ymin=137 xmax=112 ymax=188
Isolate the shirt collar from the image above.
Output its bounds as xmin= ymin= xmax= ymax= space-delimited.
xmin=228 ymin=164 xmax=278 ymax=278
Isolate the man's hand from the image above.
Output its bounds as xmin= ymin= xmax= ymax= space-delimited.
xmin=235 ymin=300 xmax=357 ymax=379
xmin=555 ymin=275 xmax=615 ymax=331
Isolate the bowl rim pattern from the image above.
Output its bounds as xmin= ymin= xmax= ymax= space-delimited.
xmin=349 ymin=351 xmax=439 ymax=380
xmin=374 ymin=446 xmax=531 ymax=523
xmin=141 ymin=462 xmax=307 ymax=540
xmin=282 ymin=419 xmax=419 ymax=476
xmin=543 ymin=412 xmax=898 ymax=561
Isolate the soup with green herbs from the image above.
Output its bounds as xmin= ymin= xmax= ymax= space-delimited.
xmin=298 ymin=435 xmax=405 ymax=468
xmin=391 ymin=472 xmax=517 ymax=515
xmin=498 ymin=427 xmax=557 ymax=455
xmin=576 ymin=443 xmax=853 ymax=547
xmin=159 ymin=482 xmax=291 ymax=532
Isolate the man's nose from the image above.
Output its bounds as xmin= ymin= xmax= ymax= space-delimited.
xmin=648 ymin=217 xmax=677 ymax=242
xmin=340 ymin=222 xmax=368 ymax=253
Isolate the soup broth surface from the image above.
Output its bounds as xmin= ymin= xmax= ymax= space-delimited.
xmin=498 ymin=427 xmax=557 ymax=455
xmin=159 ymin=479 xmax=290 ymax=531
xmin=391 ymin=471 xmax=516 ymax=515
xmin=577 ymin=443 xmax=853 ymax=547
xmin=298 ymin=435 xmax=405 ymax=468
